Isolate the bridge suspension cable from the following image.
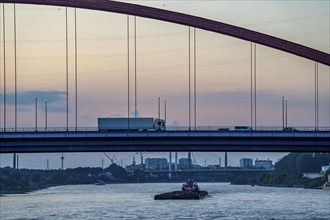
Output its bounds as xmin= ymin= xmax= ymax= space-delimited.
xmin=14 ymin=3 xmax=17 ymax=131
xmin=134 ymin=16 xmax=137 ymax=118
xmin=194 ymin=28 xmax=196 ymax=130
xmin=0 ymin=3 xmax=2 ymax=131
xmin=315 ymin=62 xmax=319 ymax=130
xmin=2 ymin=3 xmax=6 ymax=131
xmin=65 ymin=6 xmax=68 ymax=131
xmin=74 ymin=7 xmax=78 ymax=130
xmin=250 ymin=42 xmax=257 ymax=129
xmin=188 ymin=26 xmax=191 ymax=130
xmin=127 ymin=14 xmax=130 ymax=129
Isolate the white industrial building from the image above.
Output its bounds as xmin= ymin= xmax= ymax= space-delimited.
xmin=255 ymin=158 xmax=274 ymax=170
xmin=321 ymin=163 xmax=330 ymax=175
xmin=145 ymin=158 xmax=168 ymax=170
xmin=239 ymin=158 xmax=253 ymax=168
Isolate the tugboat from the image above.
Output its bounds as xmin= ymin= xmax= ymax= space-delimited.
xmin=322 ymin=174 xmax=330 ymax=191
xmin=154 ymin=179 xmax=208 ymax=200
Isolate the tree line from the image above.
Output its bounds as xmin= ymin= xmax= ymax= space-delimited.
xmin=232 ymin=153 xmax=330 ymax=188
xmin=0 ymin=164 xmax=130 ymax=194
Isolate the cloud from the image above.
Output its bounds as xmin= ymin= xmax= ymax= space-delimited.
xmin=5 ymin=90 xmax=66 ymax=112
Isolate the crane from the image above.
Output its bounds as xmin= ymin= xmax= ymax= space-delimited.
xmin=103 ymin=152 xmax=118 ymax=165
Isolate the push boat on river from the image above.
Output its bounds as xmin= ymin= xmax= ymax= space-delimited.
xmin=154 ymin=180 xmax=208 ymax=200
xmin=323 ymin=174 xmax=330 ymax=191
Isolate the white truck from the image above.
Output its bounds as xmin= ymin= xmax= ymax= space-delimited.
xmin=98 ymin=117 xmax=166 ymax=131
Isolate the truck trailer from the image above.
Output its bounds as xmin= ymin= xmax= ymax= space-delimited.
xmin=98 ymin=117 xmax=166 ymax=131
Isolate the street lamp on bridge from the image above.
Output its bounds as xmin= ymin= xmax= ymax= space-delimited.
xmin=45 ymin=100 xmax=48 ymax=131
xmin=282 ymin=96 xmax=288 ymax=129
xmin=35 ymin=98 xmax=38 ymax=132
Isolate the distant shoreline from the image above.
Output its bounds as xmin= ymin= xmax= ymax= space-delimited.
xmin=257 ymin=184 xmax=322 ymax=190
xmin=231 ymin=182 xmax=323 ymax=190
xmin=0 ymin=186 xmax=50 ymax=195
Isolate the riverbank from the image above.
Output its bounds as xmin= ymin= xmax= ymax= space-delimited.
xmin=231 ymin=182 xmax=324 ymax=190
xmin=0 ymin=185 xmax=51 ymax=195
xmin=256 ymin=184 xmax=322 ymax=190
xmin=230 ymin=172 xmax=327 ymax=190
xmin=0 ymin=166 xmax=109 ymax=195
xmin=0 ymin=164 xmax=268 ymax=195
xmin=2 ymin=152 xmax=329 ymax=195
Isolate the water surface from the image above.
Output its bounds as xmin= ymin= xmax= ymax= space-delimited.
xmin=1 ymin=183 xmax=329 ymax=219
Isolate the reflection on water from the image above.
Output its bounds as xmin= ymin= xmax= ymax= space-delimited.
xmin=1 ymin=183 xmax=329 ymax=219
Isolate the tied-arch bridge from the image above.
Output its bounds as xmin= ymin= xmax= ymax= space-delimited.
xmin=0 ymin=0 xmax=329 ymax=153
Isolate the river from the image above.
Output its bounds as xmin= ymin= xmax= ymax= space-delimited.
xmin=1 ymin=183 xmax=329 ymax=219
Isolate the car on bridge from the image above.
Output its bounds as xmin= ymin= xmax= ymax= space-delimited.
xmin=282 ymin=127 xmax=298 ymax=132
xmin=233 ymin=126 xmax=253 ymax=131
xmin=218 ymin=127 xmax=230 ymax=132
xmin=218 ymin=126 xmax=253 ymax=132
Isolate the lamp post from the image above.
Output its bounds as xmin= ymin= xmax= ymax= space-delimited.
xmin=35 ymin=98 xmax=38 ymax=132
xmin=285 ymin=98 xmax=288 ymax=128
xmin=282 ymin=96 xmax=288 ymax=129
xmin=164 ymin=100 xmax=167 ymax=124
xmin=45 ymin=100 xmax=47 ymax=131
xmin=158 ymin=97 xmax=160 ymax=119
xmin=282 ymin=96 xmax=284 ymax=129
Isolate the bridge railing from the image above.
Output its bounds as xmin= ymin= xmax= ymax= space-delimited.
xmin=0 ymin=126 xmax=329 ymax=133
xmin=0 ymin=127 xmax=99 ymax=133
xmin=166 ymin=126 xmax=330 ymax=132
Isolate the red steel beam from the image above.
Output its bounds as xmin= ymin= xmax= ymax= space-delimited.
xmin=1 ymin=0 xmax=329 ymax=66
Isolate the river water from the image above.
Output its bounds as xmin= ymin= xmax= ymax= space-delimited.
xmin=1 ymin=183 xmax=329 ymax=220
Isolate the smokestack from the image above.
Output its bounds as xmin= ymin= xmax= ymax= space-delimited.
xmin=225 ymin=152 xmax=228 ymax=168
xmin=13 ymin=153 xmax=16 ymax=169
xmin=169 ymin=152 xmax=172 ymax=171
xmin=16 ymin=154 xmax=19 ymax=169
xmin=188 ymin=152 xmax=192 ymax=169
xmin=175 ymin=152 xmax=178 ymax=171
xmin=61 ymin=153 xmax=65 ymax=170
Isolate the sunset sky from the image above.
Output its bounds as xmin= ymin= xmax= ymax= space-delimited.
xmin=0 ymin=0 xmax=329 ymax=168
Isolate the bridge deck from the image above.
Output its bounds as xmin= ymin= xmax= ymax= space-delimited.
xmin=1 ymin=130 xmax=329 ymax=153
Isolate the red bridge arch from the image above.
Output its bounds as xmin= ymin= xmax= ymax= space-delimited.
xmin=1 ymin=0 xmax=329 ymax=66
